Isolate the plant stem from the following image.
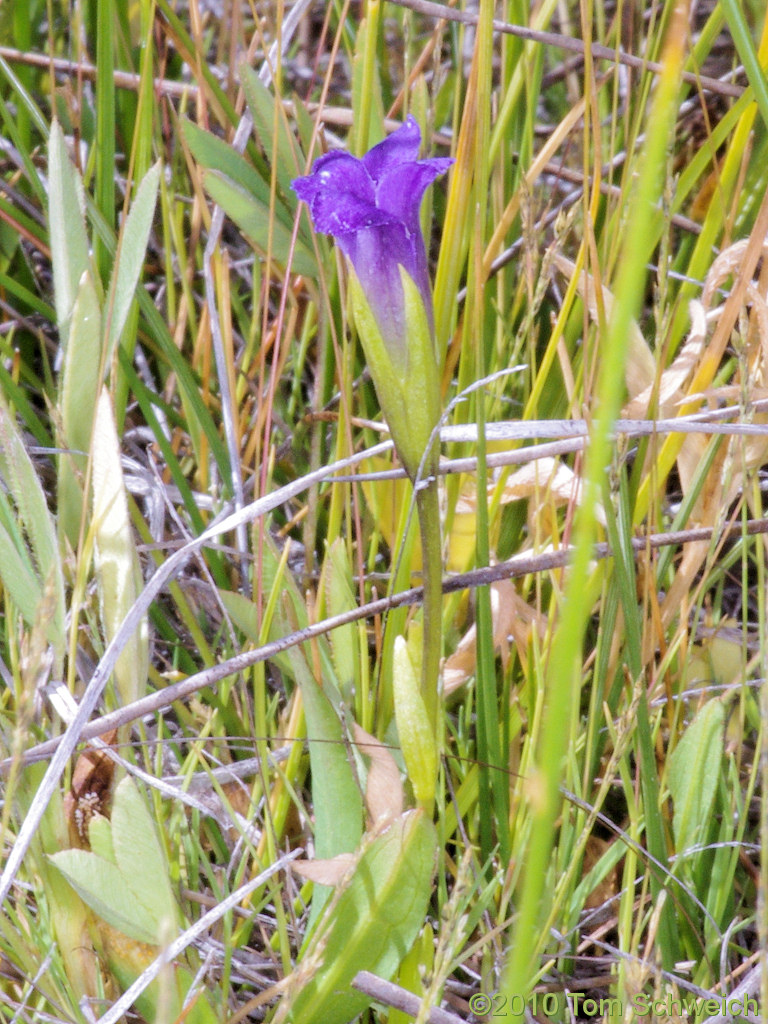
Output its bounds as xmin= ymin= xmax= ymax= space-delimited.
xmin=415 ymin=464 xmax=443 ymax=746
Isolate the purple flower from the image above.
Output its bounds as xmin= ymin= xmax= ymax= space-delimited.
xmin=291 ymin=116 xmax=452 ymax=357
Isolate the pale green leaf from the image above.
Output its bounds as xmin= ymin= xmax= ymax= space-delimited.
xmin=88 ymin=814 xmax=116 ymax=864
xmin=49 ymin=849 xmax=162 ymax=946
xmin=110 ymin=777 xmax=177 ymax=935
xmin=47 ymin=119 xmax=90 ymax=338
xmin=668 ymin=700 xmax=725 ymax=857
xmin=58 ymin=270 xmax=102 ymax=547
xmin=104 ymin=161 xmax=161 ymax=363
xmin=91 ymin=389 xmax=148 ymax=706
xmin=288 ymin=811 xmax=437 ymax=1024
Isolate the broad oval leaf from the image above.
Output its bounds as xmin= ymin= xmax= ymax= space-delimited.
xmin=110 ymin=777 xmax=177 ymax=934
xmin=286 ymin=810 xmax=437 ymax=1024
xmin=49 ymin=849 xmax=162 ymax=946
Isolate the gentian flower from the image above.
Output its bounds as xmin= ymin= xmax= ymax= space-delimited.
xmin=293 ymin=118 xmax=451 ymax=786
xmin=292 ymin=116 xmax=452 ymax=481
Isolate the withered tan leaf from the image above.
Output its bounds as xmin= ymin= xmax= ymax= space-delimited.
xmin=499 ymin=457 xmax=605 ymax=525
xmin=292 ymin=854 xmax=357 ymax=886
xmin=623 ymin=300 xmax=707 ymax=418
xmin=352 ymin=722 xmax=403 ymax=823
xmin=443 ymin=580 xmax=546 ymax=696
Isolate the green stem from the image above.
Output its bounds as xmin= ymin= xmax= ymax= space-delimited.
xmin=415 ymin=463 xmax=443 ymax=746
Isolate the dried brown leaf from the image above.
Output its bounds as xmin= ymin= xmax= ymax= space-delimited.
xmin=292 ymin=854 xmax=357 ymax=886
xmin=443 ymin=580 xmax=546 ymax=696
xmin=352 ymin=722 xmax=403 ymax=824
xmin=63 ymin=729 xmax=119 ymax=848
xmin=623 ymin=301 xmax=707 ymax=417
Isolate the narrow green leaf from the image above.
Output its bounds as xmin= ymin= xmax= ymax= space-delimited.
xmin=154 ymin=0 xmax=239 ymax=128
xmin=58 ymin=270 xmax=102 ymax=548
xmin=286 ymin=644 xmax=364 ymax=866
xmin=202 ymin=170 xmax=317 ymax=277
xmin=288 ymin=811 xmax=437 ymax=1024
xmin=0 ymin=267 xmax=55 ymax=322
xmin=220 ymin=535 xmax=343 ymax=707
xmin=91 ymin=389 xmax=148 ymax=708
xmin=117 ymin=348 xmax=214 ymax=537
xmin=93 ymin=0 xmax=115 ymax=282
xmin=239 ymin=65 xmax=302 ymax=194
xmin=47 ymin=119 xmax=90 ymax=336
xmin=0 ymin=55 xmax=48 ymax=203
xmin=182 ymin=117 xmax=279 ymax=214
xmin=350 ymin=13 xmax=385 ymax=157
xmin=292 ymin=92 xmax=321 ymax=166
xmin=0 ymin=519 xmax=43 ymax=625
xmin=222 ymin=536 xmax=363 ymax=928
xmin=325 ymin=539 xmax=358 ymax=702
xmin=720 ymin=0 xmax=768 ymax=134
xmin=668 ymin=700 xmax=725 ymax=858
xmin=104 ymin=161 xmax=161 ymax=364
xmin=0 ymin=398 xmax=66 ymax=663
xmin=16 ymin=763 xmax=95 ymax=1002
xmin=0 ymin=363 xmax=53 ymax=446
xmin=392 ymin=637 xmax=437 ymax=806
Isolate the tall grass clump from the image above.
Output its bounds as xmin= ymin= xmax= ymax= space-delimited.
xmin=1 ymin=1 xmax=768 ymax=1022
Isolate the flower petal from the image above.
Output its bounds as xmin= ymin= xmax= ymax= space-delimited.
xmin=374 ymin=159 xmax=455 ymax=232
xmin=308 ymin=186 xmax=396 ymax=237
xmin=291 ymin=118 xmax=452 ymax=356
xmin=305 ymin=150 xmax=372 ymax=199
xmin=361 ymin=115 xmax=422 ymax=183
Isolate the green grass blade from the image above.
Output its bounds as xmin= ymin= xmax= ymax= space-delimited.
xmin=94 ymin=0 xmax=116 ymax=282
xmin=48 ymin=120 xmax=90 ymax=337
xmin=103 ymin=161 xmax=161 ymax=365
